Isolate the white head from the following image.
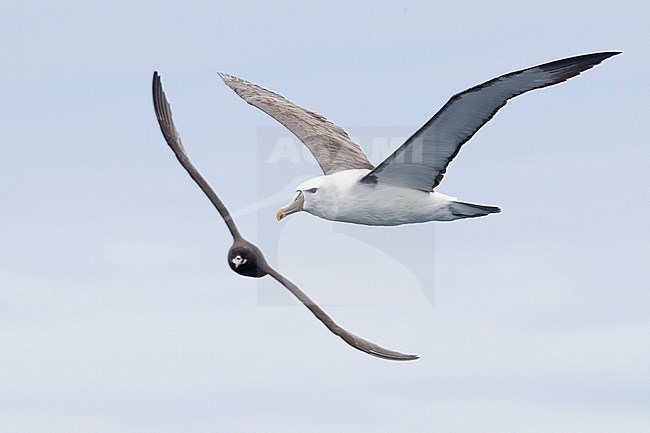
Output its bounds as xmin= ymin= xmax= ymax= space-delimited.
xmin=276 ymin=175 xmax=339 ymax=221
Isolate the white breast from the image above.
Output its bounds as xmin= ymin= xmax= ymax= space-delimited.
xmin=305 ymin=170 xmax=457 ymax=226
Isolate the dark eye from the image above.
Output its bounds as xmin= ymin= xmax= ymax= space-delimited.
xmin=306 ymin=187 xmax=318 ymax=193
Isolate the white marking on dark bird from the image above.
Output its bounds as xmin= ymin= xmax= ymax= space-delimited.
xmin=219 ymin=51 xmax=620 ymax=226
xmin=231 ymin=255 xmax=247 ymax=269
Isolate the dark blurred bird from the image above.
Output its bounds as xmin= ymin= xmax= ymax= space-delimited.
xmin=152 ymin=72 xmax=417 ymax=361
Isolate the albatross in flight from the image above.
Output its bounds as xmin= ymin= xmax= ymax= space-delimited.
xmin=219 ymin=51 xmax=619 ymax=226
xmin=152 ymin=72 xmax=417 ymax=361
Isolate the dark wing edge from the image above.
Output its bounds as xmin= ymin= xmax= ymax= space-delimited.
xmin=361 ymin=51 xmax=621 ymax=191
xmin=218 ymin=73 xmax=375 ymax=175
xmin=264 ymin=266 xmax=419 ymax=361
xmin=152 ymin=72 xmax=242 ymax=240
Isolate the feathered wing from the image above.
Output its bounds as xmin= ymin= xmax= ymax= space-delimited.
xmin=362 ymin=51 xmax=621 ymax=191
xmin=153 ymin=72 xmax=242 ymax=240
xmin=219 ymin=73 xmax=374 ymax=175
xmin=264 ymin=266 xmax=418 ymax=361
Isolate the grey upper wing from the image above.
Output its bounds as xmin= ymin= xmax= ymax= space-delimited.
xmin=264 ymin=266 xmax=418 ymax=361
xmin=361 ymin=52 xmax=621 ymax=191
xmin=219 ymin=73 xmax=374 ymax=175
xmin=153 ymin=72 xmax=242 ymax=240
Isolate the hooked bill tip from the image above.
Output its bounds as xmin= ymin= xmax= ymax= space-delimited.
xmin=275 ymin=209 xmax=283 ymax=222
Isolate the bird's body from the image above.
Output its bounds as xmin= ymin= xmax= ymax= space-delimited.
xmin=220 ymin=52 xmax=619 ymax=226
xmin=296 ymin=169 xmax=498 ymax=225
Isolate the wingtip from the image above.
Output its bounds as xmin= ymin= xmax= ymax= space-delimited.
xmin=357 ymin=345 xmax=420 ymax=361
xmin=369 ymin=350 xmax=419 ymax=361
xmin=564 ymin=51 xmax=622 ymax=66
xmin=584 ymin=51 xmax=622 ymax=65
xmin=596 ymin=51 xmax=622 ymax=61
xmin=356 ymin=338 xmax=420 ymax=361
xmin=398 ymin=353 xmax=420 ymax=361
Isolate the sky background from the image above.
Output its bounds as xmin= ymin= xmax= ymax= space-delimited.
xmin=1 ymin=1 xmax=649 ymax=432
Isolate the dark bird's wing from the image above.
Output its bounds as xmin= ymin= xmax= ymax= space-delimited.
xmin=153 ymin=72 xmax=417 ymax=361
xmin=219 ymin=73 xmax=374 ymax=175
xmin=153 ymin=72 xmax=242 ymax=240
xmin=264 ymin=266 xmax=418 ymax=361
xmin=362 ymin=51 xmax=621 ymax=191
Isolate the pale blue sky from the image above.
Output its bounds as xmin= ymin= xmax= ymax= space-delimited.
xmin=1 ymin=1 xmax=649 ymax=432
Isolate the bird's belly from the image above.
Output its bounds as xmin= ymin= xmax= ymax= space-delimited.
xmin=327 ymin=188 xmax=455 ymax=226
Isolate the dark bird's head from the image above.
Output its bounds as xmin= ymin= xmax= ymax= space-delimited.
xmin=228 ymin=240 xmax=269 ymax=278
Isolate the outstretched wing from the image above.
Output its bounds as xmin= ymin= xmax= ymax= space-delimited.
xmin=264 ymin=266 xmax=418 ymax=361
xmin=153 ymin=72 xmax=242 ymax=240
xmin=219 ymin=73 xmax=374 ymax=175
xmin=362 ymin=52 xmax=621 ymax=191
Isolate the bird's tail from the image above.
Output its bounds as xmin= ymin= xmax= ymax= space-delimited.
xmin=449 ymin=201 xmax=501 ymax=219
